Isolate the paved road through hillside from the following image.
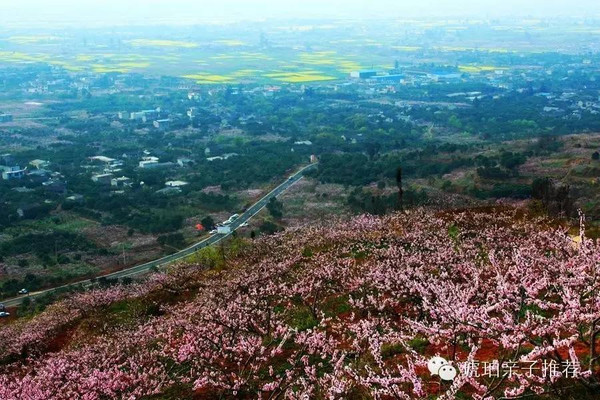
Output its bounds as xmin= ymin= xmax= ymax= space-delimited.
xmin=0 ymin=163 xmax=317 ymax=308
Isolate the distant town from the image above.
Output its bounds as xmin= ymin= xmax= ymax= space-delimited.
xmin=1 ymin=17 xmax=600 ymax=300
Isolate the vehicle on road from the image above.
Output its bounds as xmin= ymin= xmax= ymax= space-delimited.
xmin=0 ymin=311 xmax=10 ymax=318
xmin=217 ymin=225 xmax=232 ymax=235
xmin=223 ymin=214 xmax=240 ymax=225
xmin=0 ymin=163 xmax=314 ymax=307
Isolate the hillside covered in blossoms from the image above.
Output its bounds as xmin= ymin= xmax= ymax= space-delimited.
xmin=0 ymin=207 xmax=599 ymax=399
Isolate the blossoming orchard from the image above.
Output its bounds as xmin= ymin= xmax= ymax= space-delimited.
xmin=1 ymin=207 xmax=599 ymax=399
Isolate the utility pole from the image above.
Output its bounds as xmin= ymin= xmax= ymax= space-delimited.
xmin=396 ymin=166 xmax=404 ymax=212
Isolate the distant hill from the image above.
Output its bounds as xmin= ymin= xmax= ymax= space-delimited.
xmin=0 ymin=206 xmax=599 ymax=399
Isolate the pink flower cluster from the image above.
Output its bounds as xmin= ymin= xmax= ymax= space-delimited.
xmin=0 ymin=209 xmax=598 ymax=399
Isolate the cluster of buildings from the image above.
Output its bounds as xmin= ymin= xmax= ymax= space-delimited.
xmin=90 ymin=173 xmax=132 ymax=188
xmin=1 ymin=165 xmax=27 ymax=180
xmin=36 ymin=64 xmax=142 ymax=91
xmin=348 ymin=60 xmax=600 ymax=121
xmin=156 ymin=180 xmax=189 ymax=195
xmin=1 ymin=154 xmax=26 ymax=181
xmin=87 ymin=151 xmax=197 ymax=196
xmin=350 ymin=70 xmax=405 ymax=82
xmin=138 ymin=155 xmax=175 ymax=169
xmin=206 ymin=153 xmax=238 ymax=162
xmin=117 ymin=108 xmax=173 ymax=130
xmin=1 ymin=154 xmax=68 ymax=199
xmin=12 ymin=67 xmax=135 ymax=98
xmin=349 ymin=67 xmax=469 ymax=86
xmin=536 ymin=92 xmax=600 ymax=118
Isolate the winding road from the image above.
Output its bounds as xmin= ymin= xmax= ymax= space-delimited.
xmin=0 ymin=163 xmax=317 ymax=308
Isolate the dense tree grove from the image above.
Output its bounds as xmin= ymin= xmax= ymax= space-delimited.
xmin=0 ymin=208 xmax=599 ymax=399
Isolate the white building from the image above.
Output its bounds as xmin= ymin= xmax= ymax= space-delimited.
xmin=165 ymin=180 xmax=188 ymax=187
xmin=1 ymin=166 xmax=26 ymax=180
xmin=111 ymin=176 xmax=132 ymax=188
xmin=139 ymin=160 xmax=159 ymax=169
xmin=89 ymin=156 xmax=116 ymax=164
xmin=153 ymin=119 xmax=171 ymax=130
xmin=91 ymin=173 xmax=114 ymax=184
xmin=187 ymin=107 xmax=198 ymax=118
xmin=177 ymin=157 xmax=194 ymax=167
xmin=130 ymin=109 xmax=160 ymax=122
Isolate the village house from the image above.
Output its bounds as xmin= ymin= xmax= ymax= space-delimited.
xmin=111 ymin=176 xmax=133 ymax=188
xmin=29 ymin=159 xmax=51 ymax=169
xmin=1 ymin=166 xmax=26 ymax=180
xmin=91 ymin=173 xmax=114 ymax=185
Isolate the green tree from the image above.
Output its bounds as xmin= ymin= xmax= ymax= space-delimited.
xmin=532 ymin=177 xmax=552 ymax=206
xmin=448 ymin=115 xmax=462 ymax=129
xmin=201 ymin=216 xmax=216 ymax=231
xmin=259 ymin=221 xmax=280 ymax=235
xmin=266 ymin=197 xmax=283 ymax=219
xmin=500 ymin=151 xmax=527 ymax=171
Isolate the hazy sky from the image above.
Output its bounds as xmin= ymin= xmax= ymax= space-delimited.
xmin=2 ymin=0 xmax=600 ymax=26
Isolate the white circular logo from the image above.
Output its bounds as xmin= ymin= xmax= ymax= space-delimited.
xmin=427 ymin=356 xmax=449 ymax=376
xmin=439 ymin=364 xmax=458 ymax=381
